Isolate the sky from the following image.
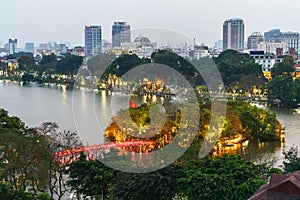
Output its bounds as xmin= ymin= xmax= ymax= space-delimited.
xmin=1 ymin=0 xmax=300 ymax=48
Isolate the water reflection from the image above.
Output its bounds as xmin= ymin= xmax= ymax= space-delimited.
xmin=1 ymin=81 xmax=300 ymax=167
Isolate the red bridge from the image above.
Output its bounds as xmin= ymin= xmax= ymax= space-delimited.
xmin=54 ymin=141 xmax=154 ymax=165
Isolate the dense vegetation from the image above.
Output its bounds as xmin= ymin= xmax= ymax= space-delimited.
xmin=267 ymin=56 xmax=300 ymax=109
xmin=213 ymin=50 xmax=265 ymax=92
xmin=1 ymin=49 xmax=300 ymax=199
xmin=0 ymin=109 xmax=82 ymax=200
xmin=66 ymin=145 xmax=281 ymax=200
xmin=17 ymin=53 xmax=83 ymax=75
xmin=2 ymin=53 xmax=83 ymax=85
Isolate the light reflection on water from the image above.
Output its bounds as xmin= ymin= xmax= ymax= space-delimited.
xmin=1 ymin=80 xmax=300 ymax=166
xmin=219 ymin=106 xmax=300 ymax=167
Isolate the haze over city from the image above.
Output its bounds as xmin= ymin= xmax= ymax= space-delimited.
xmin=2 ymin=0 xmax=300 ymax=47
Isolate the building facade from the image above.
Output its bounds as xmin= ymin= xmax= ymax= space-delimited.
xmin=247 ymin=32 xmax=264 ymax=50
xmin=223 ymin=18 xmax=245 ymax=51
xmin=264 ymin=29 xmax=299 ymax=59
xmin=257 ymin=42 xmax=289 ymax=56
xmin=84 ymin=25 xmax=102 ymax=56
xmin=25 ymin=43 xmax=34 ymax=53
xmin=264 ymin=29 xmax=281 ymax=42
xmin=112 ymin=22 xmax=131 ymax=47
xmin=250 ymin=51 xmax=276 ymax=72
xmin=8 ymin=39 xmax=18 ymax=55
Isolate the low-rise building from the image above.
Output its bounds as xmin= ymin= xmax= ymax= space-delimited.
xmin=112 ymin=35 xmax=157 ymax=58
xmin=249 ymin=171 xmax=300 ymax=200
xmin=250 ymin=51 xmax=276 ymax=80
xmin=257 ymin=42 xmax=289 ymax=56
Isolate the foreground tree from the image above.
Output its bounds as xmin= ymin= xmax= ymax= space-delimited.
xmin=214 ymin=49 xmax=264 ymax=91
xmin=271 ymin=56 xmax=295 ymax=77
xmin=17 ymin=55 xmax=35 ymax=72
xmin=0 ymin=128 xmax=48 ymax=192
xmin=36 ymin=122 xmax=82 ymax=200
xmin=283 ymin=146 xmax=300 ymax=173
xmin=111 ymin=163 xmax=184 ymax=200
xmin=66 ymin=154 xmax=117 ymax=199
xmin=178 ymin=155 xmax=271 ymax=200
xmin=267 ymin=75 xmax=300 ymax=109
xmin=0 ymin=182 xmax=51 ymax=200
xmin=66 ymin=146 xmax=280 ymax=200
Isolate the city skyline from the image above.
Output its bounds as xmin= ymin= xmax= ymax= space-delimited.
xmin=223 ymin=18 xmax=245 ymax=51
xmin=2 ymin=0 xmax=300 ymax=48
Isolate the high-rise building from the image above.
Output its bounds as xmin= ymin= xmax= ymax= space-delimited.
xmin=264 ymin=29 xmax=281 ymax=42
xmin=247 ymin=32 xmax=264 ymax=50
xmin=8 ymin=38 xmax=18 ymax=55
xmin=39 ymin=43 xmax=50 ymax=51
xmin=264 ymin=29 xmax=299 ymax=59
xmin=25 ymin=42 xmax=34 ymax=53
xmin=223 ymin=18 xmax=245 ymax=51
xmin=214 ymin=40 xmax=223 ymax=51
xmin=112 ymin=22 xmax=131 ymax=47
xmin=84 ymin=25 xmax=102 ymax=56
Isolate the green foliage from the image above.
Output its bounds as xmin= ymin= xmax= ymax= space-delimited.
xmin=67 ymin=153 xmax=272 ymax=200
xmin=0 ymin=108 xmax=26 ymax=131
xmin=0 ymin=110 xmax=83 ymax=199
xmin=0 ymin=127 xmax=48 ymax=191
xmin=66 ymin=154 xmax=117 ymax=199
xmin=178 ymin=155 xmax=266 ymax=200
xmin=39 ymin=53 xmax=57 ymax=65
xmin=128 ymin=103 xmax=150 ymax=127
xmin=0 ymin=182 xmax=51 ymax=200
xmin=0 ymin=61 xmax=7 ymax=71
xmin=227 ymin=100 xmax=281 ymax=139
xmin=56 ymin=53 xmax=83 ymax=75
xmin=267 ymin=75 xmax=300 ymax=109
xmin=271 ymin=56 xmax=295 ymax=77
xmin=102 ymin=54 xmax=150 ymax=78
xmin=283 ymin=146 xmax=300 ymax=173
xmin=214 ymin=50 xmax=264 ymax=90
xmin=101 ymin=50 xmax=204 ymax=85
xmin=111 ymin=163 xmax=184 ymax=200
xmin=37 ymin=53 xmax=83 ymax=75
xmin=152 ymin=50 xmax=204 ymax=85
xmin=152 ymin=50 xmax=194 ymax=76
xmin=87 ymin=53 xmax=117 ymax=76
xmin=17 ymin=55 xmax=35 ymax=72
xmin=267 ymin=56 xmax=300 ymax=108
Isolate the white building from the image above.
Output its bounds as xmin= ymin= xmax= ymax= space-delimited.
xmin=120 ymin=35 xmax=156 ymax=58
xmin=250 ymin=51 xmax=276 ymax=72
xmin=189 ymin=45 xmax=209 ymax=60
xmin=257 ymin=42 xmax=289 ymax=56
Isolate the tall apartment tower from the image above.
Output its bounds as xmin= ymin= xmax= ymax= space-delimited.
xmin=84 ymin=25 xmax=102 ymax=56
xmin=25 ymin=42 xmax=34 ymax=53
xmin=223 ymin=18 xmax=245 ymax=51
xmin=8 ymin=38 xmax=18 ymax=55
xmin=264 ymin=29 xmax=281 ymax=42
xmin=112 ymin=22 xmax=131 ymax=47
xmin=247 ymin=32 xmax=264 ymax=50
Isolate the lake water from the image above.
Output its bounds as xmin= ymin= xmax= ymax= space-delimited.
xmin=1 ymin=80 xmax=300 ymax=166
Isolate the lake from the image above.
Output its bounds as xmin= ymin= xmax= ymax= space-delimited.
xmin=1 ymin=80 xmax=300 ymax=166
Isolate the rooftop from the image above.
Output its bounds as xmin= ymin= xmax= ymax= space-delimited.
xmin=249 ymin=171 xmax=300 ymax=200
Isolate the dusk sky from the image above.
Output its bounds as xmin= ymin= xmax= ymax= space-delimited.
xmin=1 ymin=0 xmax=300 ymax=48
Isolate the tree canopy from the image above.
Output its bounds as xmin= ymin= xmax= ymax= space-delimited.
xmin=214 ymin=50 xmax=265 ymax=90
xmin=271 ymin=56 xmax=295 ymax=77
